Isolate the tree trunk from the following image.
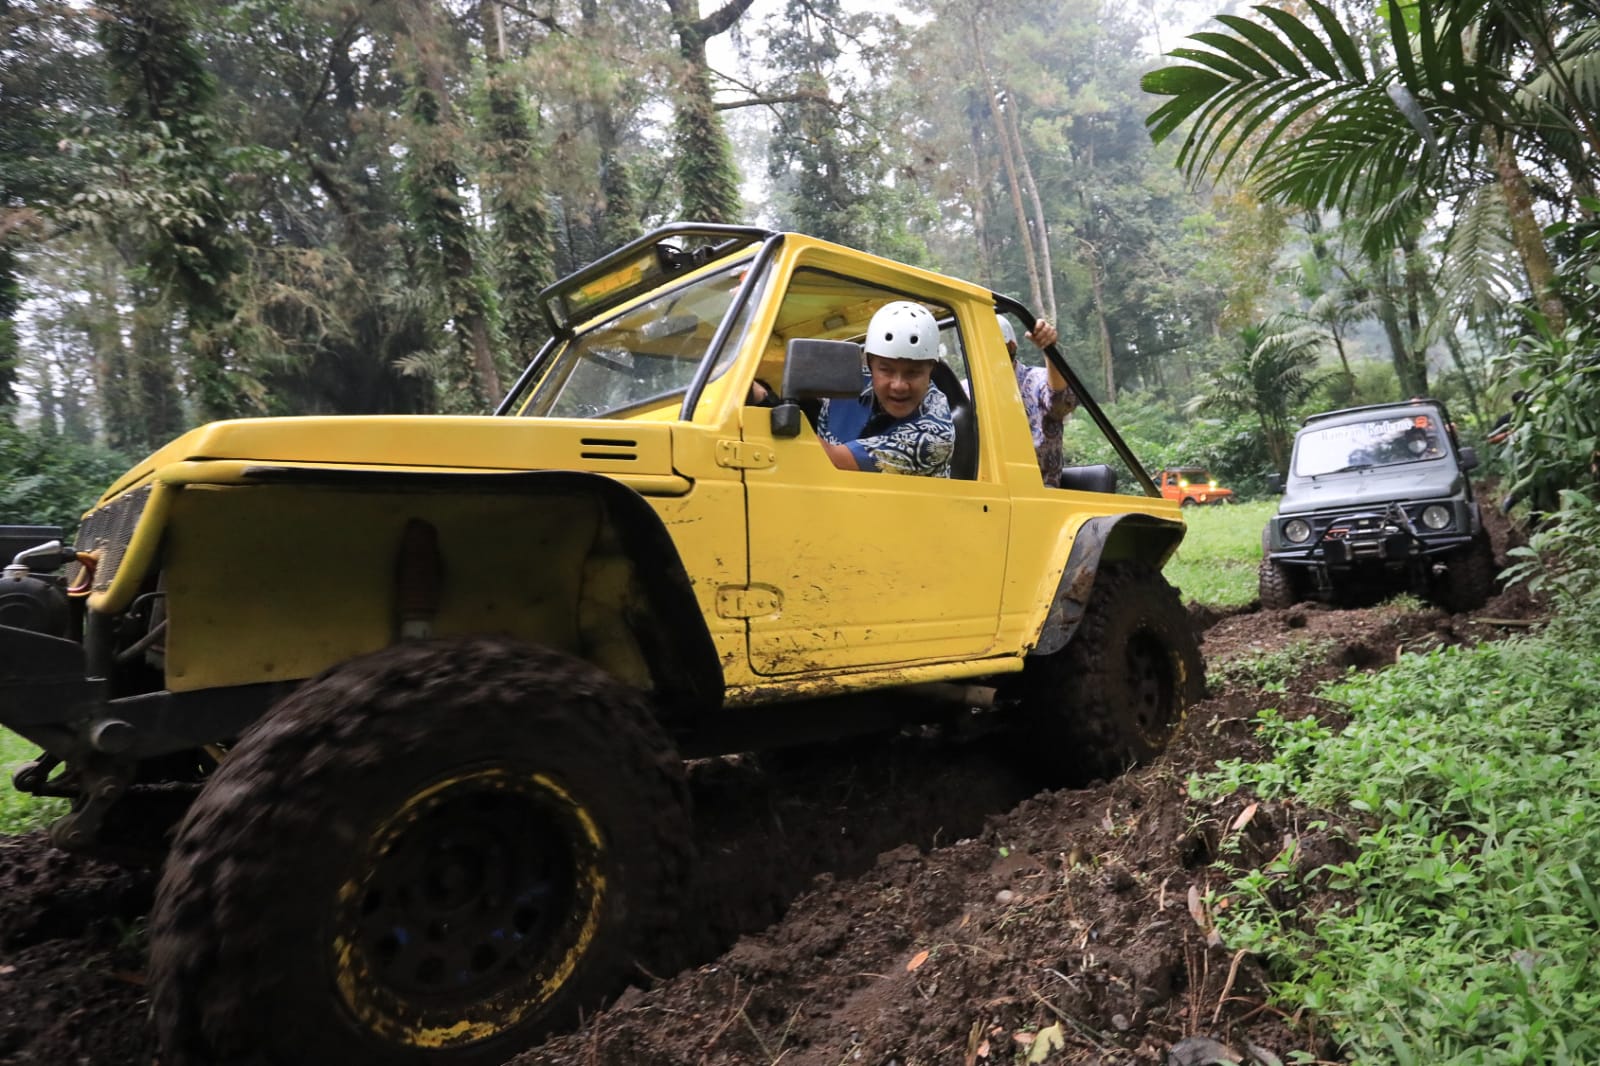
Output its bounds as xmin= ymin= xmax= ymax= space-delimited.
xmin=0 ymin=244 xmax=18 ymax=408
xmin=581 ymin=0 xmax=643 ymax=250
xmin=130 ymin=296 xmax=183 ymax=451
xmin=999 ymin=81 xmax=1057 ymax=321
xmin=99 ymin=0 xmax=244 ymax=423
xmin=1083 ymin=238 xmax=1115 ymax=402
xmin=964 ymin=91 xmax=996 ymax=286
xmin=665 ymin=0 xmax=752 ymax=224
xmin=398 ymin=0 xmax=501 ymax=406
xmin=1488 ymin=131 xmax=1567 ymax=333
xmin=1401 ymin=236 xmax=1430 ymax=395
xmin=1371 ymin=249 xmax=1423 ymax=396
xmin=969 ymin=21 xmax=1043 ymax=312
xmin=482 ymin=0 xmax=553 ymax=372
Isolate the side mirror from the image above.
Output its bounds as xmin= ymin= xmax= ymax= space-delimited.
xmin=1457 ymin=445 xmax=1479 ymax=472
xmin=1265 ymin=473 xmax=1285 ymax=494
xmin=772 ymin=339 xmax=863 ymax=439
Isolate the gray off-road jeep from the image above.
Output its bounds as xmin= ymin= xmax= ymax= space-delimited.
xmin=1259 ymin=399 xmax=1496 ymax=612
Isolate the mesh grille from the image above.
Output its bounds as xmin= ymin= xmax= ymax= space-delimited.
xmin=70 ymin=485 xmax=153 ymax=593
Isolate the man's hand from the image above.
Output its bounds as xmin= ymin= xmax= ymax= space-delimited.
xmin=1026 ymin=320 xmax=1058 ymax=349
xmin=822 ymin=440 xmax=859 ymax=470
xmin=1026 ymin=319 xmax=1067 ymax=392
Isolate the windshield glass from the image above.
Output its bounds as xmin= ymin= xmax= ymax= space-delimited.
xmin=1294 ymin=413 xmax=1447 ymax=476
xmin=518 ymin=259 xmax=754 ymax=419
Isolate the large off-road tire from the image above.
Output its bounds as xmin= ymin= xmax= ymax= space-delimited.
xmin=1258 ymin=557 xmax=1303 ymax=610
xmin=149 ymin=636 xmax=691 ymax=1066
xmin=1019 ymin=562 xmax=1206 ymax=783
xmin=1432 ymin=534 xmax=1497 ymax=613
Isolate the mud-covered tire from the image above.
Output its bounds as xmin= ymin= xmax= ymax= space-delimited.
xmin=1258 ymin=557 xmax=1303 ymax=610
xmin=1019 ymin=563 xmax=1206 ymax=783
xmin=1432 ymin=535 xmax=1496 ymax=613
xmin=149 ymin=636 xmax=691 ymax=1066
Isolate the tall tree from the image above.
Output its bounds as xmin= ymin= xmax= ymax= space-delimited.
xmin=480 ymin=0 xmax=554 ymax=373
xmin=665 ymin=0 xmax=750 ymax=222
xmin=396 ymin=0 xmax=502 ymax=408
xmin=99 ymin=0 xmax=244 ymax=425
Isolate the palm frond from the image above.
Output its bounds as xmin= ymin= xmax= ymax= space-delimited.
xmin=1435 ymin=182 xmax=1520 ymax=328
xmin=1142 ymin=3 xmax=1376 ymax=191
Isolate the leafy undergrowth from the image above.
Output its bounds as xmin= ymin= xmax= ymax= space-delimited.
xmin=1196 ymin=628 xmax=1600 ymax=1064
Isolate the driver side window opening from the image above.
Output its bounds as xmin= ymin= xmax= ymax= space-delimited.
xmin=760 ymin=270 xmax=978 ymax=480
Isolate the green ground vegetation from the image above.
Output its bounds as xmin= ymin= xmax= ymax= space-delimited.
xmin=1196 ymin=612 xmax=1600 ymax=1063
xmin=1163 ymin=499 xmax=1276 ymax=608
xmin=0 ymin=731 xmax=66 ymax=835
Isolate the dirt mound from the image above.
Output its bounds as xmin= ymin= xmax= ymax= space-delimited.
xmin=0 ymin=584 xmax=1549 ymax=1065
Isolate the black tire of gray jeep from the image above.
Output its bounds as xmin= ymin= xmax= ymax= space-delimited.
xmin=149 ymin=636 xmax=691 ymax=1066
xmin=1258 ymin=556 xmax=1303 ymax=610
xmin=1432 ymin=534 xmax=1496 ymax=613
xmin=1019 ymin=562 xmax=1206 ymax=784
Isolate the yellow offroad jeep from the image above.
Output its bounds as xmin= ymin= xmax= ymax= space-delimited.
xmin=0 ymin=224 xmax=1202 ymax=1066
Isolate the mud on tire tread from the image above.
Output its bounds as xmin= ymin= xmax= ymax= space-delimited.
xmin=1020 ymin=563 xmax=1206 ymax=784
xmin=1258 ymin=557 xmax=1302 ymax=610
xmin=1433 ymin=534 xmax=1496 ymax=613
xmin=149 ymin=636 xmax=691 ymax=1066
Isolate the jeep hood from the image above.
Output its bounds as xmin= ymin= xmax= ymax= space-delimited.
xmin=1279 ymin=462 xmax=1464 ymax=515
xmin=98 ymin=415 xmax=679 ymax=502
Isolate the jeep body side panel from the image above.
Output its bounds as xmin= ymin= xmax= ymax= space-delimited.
xmin=137 ymin=465 xmax=721 ymax=707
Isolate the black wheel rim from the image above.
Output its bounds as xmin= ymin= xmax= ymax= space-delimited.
xmin=1125 ymin=630 xmax=1178 ymax=741
xmin=333 ymin=768 xmax=606 ymax=1049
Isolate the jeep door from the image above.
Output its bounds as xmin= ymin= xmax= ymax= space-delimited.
xmin=737 ymin=266 xmax=1009 ymax=675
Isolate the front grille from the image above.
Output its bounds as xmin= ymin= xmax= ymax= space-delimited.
xmin=70 ymin=485 xmax=153 ymax=593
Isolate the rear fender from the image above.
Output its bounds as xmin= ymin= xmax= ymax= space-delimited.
xmin=1032 ymin=514 xmax=1186 ymax=656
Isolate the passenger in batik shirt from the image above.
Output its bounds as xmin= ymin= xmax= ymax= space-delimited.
xmin=816 ymin=301 xmax=955 ymax=477
xmin=997 ymin=314 xmax=1075 ymax=486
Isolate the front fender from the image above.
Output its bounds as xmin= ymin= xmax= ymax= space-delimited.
xmin=1031 ymin=514 xmax=1186 ymax=655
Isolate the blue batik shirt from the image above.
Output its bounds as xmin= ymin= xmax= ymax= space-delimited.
xmin=818 ymin=369 xmax=955 ymax=477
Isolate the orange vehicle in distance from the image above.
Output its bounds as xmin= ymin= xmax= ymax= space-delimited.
xmin=1156 ymin=466 xmax=1235 ymax=506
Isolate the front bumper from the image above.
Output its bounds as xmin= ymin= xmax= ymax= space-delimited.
xmin=0 ymin=624 xmax=107 ymax=757
xmin=0 ymin=623 xmax=280 ymax=765
xmin=1269 ymin=517 xmax=1474 ymax=571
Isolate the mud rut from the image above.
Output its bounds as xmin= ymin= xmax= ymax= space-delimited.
xmin=0 ymin=534 xmax=1545 ymax=1065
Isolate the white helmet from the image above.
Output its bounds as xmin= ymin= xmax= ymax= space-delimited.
xmin=864 ymin=301 xmax=940 ymax=362
xmin=996 ymin=314 xmax=1018 ymax=348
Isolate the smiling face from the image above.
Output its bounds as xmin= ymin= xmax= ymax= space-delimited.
xmin=867 ymin=354 xmax=934 ymax=419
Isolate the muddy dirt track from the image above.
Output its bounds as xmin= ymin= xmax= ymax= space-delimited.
xmin=0 ymin=545 xmax=1546 ymax=1065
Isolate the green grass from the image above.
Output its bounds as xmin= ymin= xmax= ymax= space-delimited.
xmin=0 ymin=731 xmax=65 ymax=835
xmin=1163 ymin=498 xmax=1275 ymax=607
xmin=1194 ymin=630 xmax=1600 ymax=1064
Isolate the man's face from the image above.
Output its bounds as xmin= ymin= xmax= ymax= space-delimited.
xmin=867 ymin=355 xmax=933 ymax=419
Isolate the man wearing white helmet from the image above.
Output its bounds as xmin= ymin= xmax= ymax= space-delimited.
xmin=815 ymin=300 xmax=955 ymax=476
xmin=998 ymin=313 xmax=1075 ymax=486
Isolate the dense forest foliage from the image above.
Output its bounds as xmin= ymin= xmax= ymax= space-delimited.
xmin=1 ymin=0 xmax=1594 ymax=526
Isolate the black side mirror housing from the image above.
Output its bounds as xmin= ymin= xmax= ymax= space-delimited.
xmin=1457 ymin=445 xmax=1479 ymax=472
xmin=772 ymin=339 xmax=863 ymax=439
xmin=1265 ymin=472 xmax=1285 ymax=494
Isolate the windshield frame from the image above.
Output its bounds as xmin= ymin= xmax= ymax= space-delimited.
xmin=502 ymin=245 xmax=775 ymax=423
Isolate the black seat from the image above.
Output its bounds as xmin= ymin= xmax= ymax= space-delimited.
xmin=928 ymin=362 xmax=977 ymax=480
xmin=1058 ymin=464 xmax=1118 ymax=494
